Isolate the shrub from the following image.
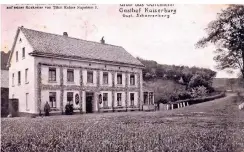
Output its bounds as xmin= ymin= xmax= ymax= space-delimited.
xmin=65 ymin=103 xmax=74 ymax=115
xmin=190 ymin=86 xmax=208 ymax=98
xmin=188 ymin=75 xmax=208 ymax=88
xmin=169 ymin=92 xmax=179 ymax=102
xmin=178 ymin=91 xmax=192 ymax=100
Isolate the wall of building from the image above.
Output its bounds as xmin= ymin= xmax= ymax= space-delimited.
xmin=9 ymin=30 xmax=36 ymax=113
xmin=35 ymin=56 xmax=143 ymax=113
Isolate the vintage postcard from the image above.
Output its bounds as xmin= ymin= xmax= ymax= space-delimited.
xmin=1 ymin=4 xmax=244 ymax=151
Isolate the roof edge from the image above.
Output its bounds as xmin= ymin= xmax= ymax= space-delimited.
xmin=7 ymin=27 xmax=21 ymax=68
xmin=30 ymin=52 xmax=145 ymax=69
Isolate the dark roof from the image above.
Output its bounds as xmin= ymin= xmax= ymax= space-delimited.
xmin=20 ymin=27 xmax=144 ymax=67
xmin=1 ymin=51 xmax=10 ymax=70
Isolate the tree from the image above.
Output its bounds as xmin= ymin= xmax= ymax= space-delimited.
xmin=196 ymin=5 xmax=244 ymax=79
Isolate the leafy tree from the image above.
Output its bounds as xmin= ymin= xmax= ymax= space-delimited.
xmin=196 ymin=5 xmax=244 ymax=79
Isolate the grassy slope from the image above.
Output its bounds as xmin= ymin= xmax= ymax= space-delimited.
xmin=2 ymin=94 xmax=244 ymax=152
xmin=144 ymin=79 xmax=186 ymax=102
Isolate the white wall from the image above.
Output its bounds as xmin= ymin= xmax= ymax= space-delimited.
xmin=9 ymin=30 xmax=36 ymax=113
xmin=34 ymin=51 xmax=143 ymax=113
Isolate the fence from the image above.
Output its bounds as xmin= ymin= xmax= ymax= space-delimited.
xmin=162 ymin=92 xmax=226 ymax=110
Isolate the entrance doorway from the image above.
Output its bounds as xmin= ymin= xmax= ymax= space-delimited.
xmin=86 ymin=92 xmax=94 ymax=113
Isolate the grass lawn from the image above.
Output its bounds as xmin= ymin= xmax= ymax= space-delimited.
xmin=1 ymin=94 xmax=244 ymax=152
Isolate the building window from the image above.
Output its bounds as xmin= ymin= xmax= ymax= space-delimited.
xmin=22 ymin=47 xmax=25 ymax=59
xmin=49 ymin=92 xmax=56 ymax=108
xmin=117 ymin=93 xmax=122 ymax=106
xmin=87 ymin=71 xmax=93 ymax=83
xmin=103 ymin=72 xmax=108 ymax=84
xmin=49 ymin=68 xmax=56 ymax=82
xmin=75 ymin=94 xmax=79 ymax=105
xmin=117 ymin=73 xmax=122 ymax=85
xmin=130 ymin=93 xmax=135 ymax=106
xmin=130 ymin=74 xmax=135 ymax=85
xmin=16 ymin=51 xmax=18 ymax=62
xmin=144 ymin=92 xmax=148 ymax=105
xmin=25 ymin=68 xmax=28 ymax=83
xmin=67 ymin=69 xmax=74 ymax=82
xmin=18 ymin=71 xmax=21 ymax=85
xmin=12 ymin=73 xmax=14 ymax=86
xmin=149 ymin=92 xmax=154 ymax=105
xmin=67 ymin=92 xmax=74 ymax=104
xmin=103 ymin=93 xmax=108 ymax=107
xmin=26 ymin=93 xmax=29 ymax=110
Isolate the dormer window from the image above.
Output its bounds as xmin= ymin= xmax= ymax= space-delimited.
xmin=22 ymin=47 xmax=25 ymax=59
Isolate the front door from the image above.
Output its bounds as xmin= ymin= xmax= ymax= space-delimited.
xmin=86 ymin=92 xmax=94 ymax=113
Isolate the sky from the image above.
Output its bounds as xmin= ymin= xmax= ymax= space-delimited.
xmin=1 ymin=4 xmax=238 ymax=78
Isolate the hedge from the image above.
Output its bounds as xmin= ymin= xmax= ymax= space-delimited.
xmin=168 ymin=92 xmax=226 ymax=105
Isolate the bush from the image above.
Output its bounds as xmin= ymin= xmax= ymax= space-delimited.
xmin=65 ymin=103 xmax=74 ymax=115
xmin=190 ymin=86 xmax=208 ymax=98
xmin=178 ymin=91 xmax=192 ymax=100
xmin=188 ymin=75 xmax=208 ymax=88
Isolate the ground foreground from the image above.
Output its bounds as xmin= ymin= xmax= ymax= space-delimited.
xmin=1 ymin=94 xmax=244 ymax=152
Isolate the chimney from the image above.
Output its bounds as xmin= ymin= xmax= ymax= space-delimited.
xmin=63 ymin=32 xmax=68 ymax=37
xmin=100 ymin=36 xmax=105 ymax=44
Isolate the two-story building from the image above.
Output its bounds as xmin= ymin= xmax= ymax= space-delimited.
xmin=7 ymin=26 xmax=145 ymax=115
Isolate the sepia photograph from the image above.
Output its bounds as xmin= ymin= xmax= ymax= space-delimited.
xmin=1 ymin=3 xmax=244 ymax=151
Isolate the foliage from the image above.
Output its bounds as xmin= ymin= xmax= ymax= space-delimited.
xmin=65 ymin=103 xmax=74 ymax=115
xmin=137 ymin=58 xmax=216 ymax=89
xmin=188 ymin=74 xmax=214 ymax=93
xmin=178 ymin=91 xmax=192 ymax=100
xmin=190 ymin=86 xmax=208 ymax=98
xmin=196 ymin=5 xmax=244 ymax=79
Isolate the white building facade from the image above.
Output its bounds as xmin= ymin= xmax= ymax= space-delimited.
xmin=8 ymin=27 xmax=144 ymax=114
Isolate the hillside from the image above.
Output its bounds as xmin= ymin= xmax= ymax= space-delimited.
xmin=138 ymin=57 xmax=218 ymax=103
xmin=144 ymin=79 xmax=186 ymax=102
